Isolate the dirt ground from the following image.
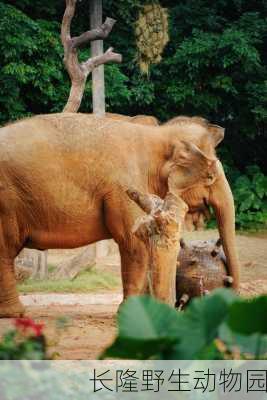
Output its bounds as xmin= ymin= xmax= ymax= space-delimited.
xmin=0 ymin=230 xmax=266 ymax=360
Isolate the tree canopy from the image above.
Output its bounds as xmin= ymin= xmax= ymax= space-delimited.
xmin=0 ymin=0 xmax=266 ymax=228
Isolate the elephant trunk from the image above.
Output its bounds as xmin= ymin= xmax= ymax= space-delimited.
xmin=208 ymin=162 xmax=240 ymax=290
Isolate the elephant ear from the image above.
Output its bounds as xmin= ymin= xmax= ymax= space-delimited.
xmin=168 ymin=140 xmax=217 ymax=193
xmin=171 ymin=140 xmax=215 ymax=169
xmin=208 ymin=124 xmax=225 ymax=147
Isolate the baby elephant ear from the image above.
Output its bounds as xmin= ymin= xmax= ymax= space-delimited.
xmin=208 ymin=124 xmax=225 ymax=147
xmin=174 ymin=140 xmax=215 ymax=169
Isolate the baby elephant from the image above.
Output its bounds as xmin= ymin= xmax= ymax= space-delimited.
xmin=176 ymin=238 xmax=233 ymax=309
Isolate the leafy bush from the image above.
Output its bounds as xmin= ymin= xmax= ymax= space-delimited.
xmin=207 ymin=164 xmax=267 ymax=230
xmin=0 ymin=318 xmax=46 ymax=359
xmin=102 ymin=289 xmax=267 ymax=360
xmin=232 ymin=165 xmax=267 ymax=230
xmin=0 ymin=2 xmax=130 ymax=123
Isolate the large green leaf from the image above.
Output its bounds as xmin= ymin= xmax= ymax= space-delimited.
xmin=117 ymin=295 xmax=182 ymax=340
xmin=227 ymin=296 xmax=267 ymax=335
xmin=197 ymin=342 xmax=224 ymax=360
xmin=219 ymin=323 xmax=267 ymax=358
xmin=101 ymin=336 xmax=178 ymax=360
xmin=101 ymin=295 xmax=182 ymax=359
xmin=102 ymin=290 xmax=237 ymax=360
xmin=170 ymin=289 xmax=237 ymax=359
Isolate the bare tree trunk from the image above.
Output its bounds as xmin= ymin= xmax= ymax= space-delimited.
xmin=127 ymin=189 xmax=188 ymax=305
xmin=90 ymin=0 xmax=105 ymax=116
xmin=63 ymin=79 xmax=86 ymax=113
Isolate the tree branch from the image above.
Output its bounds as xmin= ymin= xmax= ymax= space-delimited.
xmin=126 ymin=188 xmax=164 ymax=215
xmin=82 ymin=47 xmax=122 ymax=74
xmin=61 ymin=0 xmax=77 ymax=50
xmin=72 ymin=17 xmax=116 ymax=48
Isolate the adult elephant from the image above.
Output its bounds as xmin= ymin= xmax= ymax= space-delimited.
xmin=0 ymin=113 xmax=239 ymax=317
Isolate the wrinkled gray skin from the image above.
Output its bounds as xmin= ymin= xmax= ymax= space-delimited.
xmin=0 ymin=113 xmax=240 ymax=317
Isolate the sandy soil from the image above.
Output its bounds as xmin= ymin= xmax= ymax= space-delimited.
xmin=0 ymin=231 xmax=266 ymax=360
xmin=35 ymin=303 xmax=118 ymax=360
xmin=0 ymin=302 xmax=119 ymax=360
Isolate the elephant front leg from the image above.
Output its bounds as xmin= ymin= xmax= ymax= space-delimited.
xmin=0 ymin=257 xmax=25 ymax=318
xmin=0 ymin=214 xmax=25 ymax=317
xmin=119 ymin=242 xmax=149 ymax=299
xmin=104 ymin=192 xmax=149 ymax=300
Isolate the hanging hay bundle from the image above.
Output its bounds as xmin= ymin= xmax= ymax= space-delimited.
xmin=135 ymin=2 xmax=169 ymax=74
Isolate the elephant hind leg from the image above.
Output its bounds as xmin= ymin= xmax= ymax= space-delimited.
xmin=0 ymin=257 xmax=25 ymax=317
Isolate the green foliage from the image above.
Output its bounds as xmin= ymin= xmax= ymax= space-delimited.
xmin=227 ymin=296 xmax=267 ymax=335
xmin=232 ymin=165 xmax=267 ymax=230
xmin=102 ymin=290 xmax=267 ymax=360
xmin=84 ymin=64 xmax=131 ymax=112
xmin=0 ymin=319 xmax=46 ymax=360
xmin=0 ymin=3 xmax=67 ymax=121
xmin=0 ymin=331 xmax=45 ymax=359
xmin=169 ymin=290 xmax=236 ymax=359
xmin=100 ymin=296 xmax=182 ymax=359
xmin=0 ymin=2 xmax=130 ymax=122
xmin=207 ymin=164 xmax=267 ymax=230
